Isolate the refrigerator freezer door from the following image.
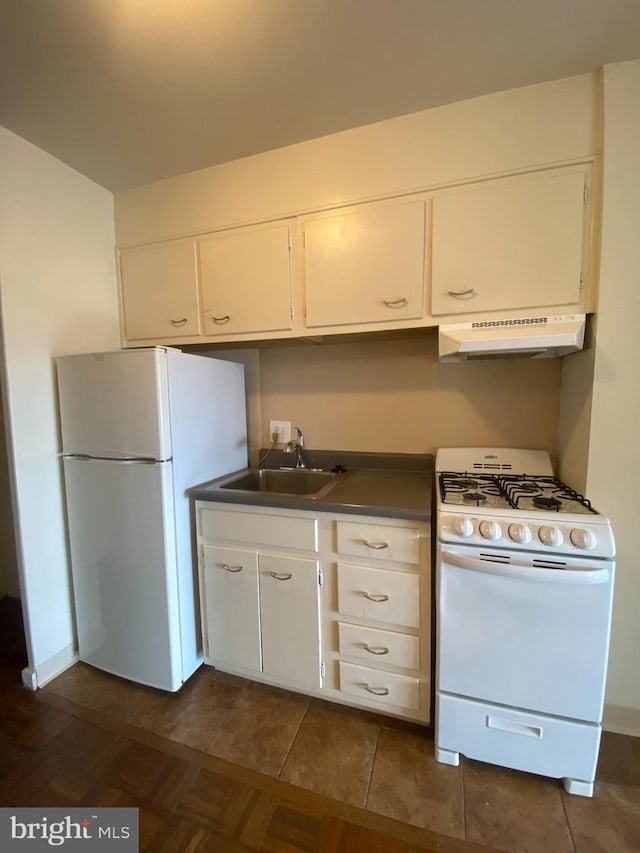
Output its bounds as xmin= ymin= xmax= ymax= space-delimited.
xmin=63 ymin=456 xmax=182 ymax=691
xmin=57 ymin=349 xmax=171 ymax=460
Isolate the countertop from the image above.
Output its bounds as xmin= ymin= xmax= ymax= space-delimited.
xmin=188 ymin=450 xmax=434 ymax=522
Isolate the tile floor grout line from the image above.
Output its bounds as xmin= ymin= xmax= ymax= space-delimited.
xmin=275 ymin=694 xmax=311 ymax=779
xmin=363 ymin=724 xmax=383 ymax=810
xmin=560 ymin=789 xmax=578 ymax=853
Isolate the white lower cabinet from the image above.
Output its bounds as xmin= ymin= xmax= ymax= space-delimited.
xmin=202 ymin=545 xmax=261 ymax=671
xmin=259 ymin=553 xmax=321 ymax=689
xmin=196 ymin=502 xmax=431 ymax=723
xmin=331 ymin=517 xmax=431 ymax=723
xmin=197 ymin=503 xmax=322 ymax=693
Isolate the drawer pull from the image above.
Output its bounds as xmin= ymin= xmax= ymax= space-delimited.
xmin=211 ymin=314 xmax=231 ymax=324
xmin=361 ymin=539 xmax=389 ymax=550
xmin=486 ymin=716 xmax=543 ymax=739
xmin=271 ymin=572 xmax=293 ymax=581
xmin=221 ymin=563 xmax=243 ymax=573
xmin=447 ymin=287 xmax=477 ymax=299
xmin=364 ymin=684 xmax=390 ymax=696
xmin=362 ymin=592 xmax=390 ymax=603
xmin=383 ymin=297 xmax=409 ymax=309
xmin=363 ymin=643 xmax=389 ymax=655
xmin=169 ymin=317 xmax=188 ymax=327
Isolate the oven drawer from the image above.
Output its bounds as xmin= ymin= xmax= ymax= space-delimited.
xmin=336 ymin=520 xmax=420 ymax=565
xmin=339 ymin=661 xmax=420 ymax=711
xmin=436 ymin=692 xmax=601 ymax=782
xmin=337 ymin=562 xmax=420 ymax=628
xmin=338 ymin=622 xmax=420 ymax=670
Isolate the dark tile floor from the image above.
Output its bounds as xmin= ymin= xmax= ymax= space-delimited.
xmin=2 ymin=596 xmax=638 ymax=852
xmin=41 ymin=660 xmax=640 ymax=853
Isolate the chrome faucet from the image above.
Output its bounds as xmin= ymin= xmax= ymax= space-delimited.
xmin=286 ymin=426 xmax=307 ymax=468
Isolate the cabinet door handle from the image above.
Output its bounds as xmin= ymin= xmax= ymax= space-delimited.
xmin=361 ymin=539 xmax=389 ymax=550
xmin=363 ymin=644 xmax=390 ymax=655
xmin=271 ymin=572 xmax=293 ymax=581
xmin=383 ymin=297 xmax=409 ymax=309
xmin=169 ymin=317 xmax=188 ymax=327
xmin=362 ymin=591 xmax=389 ymax=603
xmin=211 ymin=314 xmax=231 ymax=324
xmin=447 ymin=288 xmax=477 ymax=299
xmin=221 ymin=563 xmax=243 ymax=573
xmin=364 ymin=685 xmax=390 ymax=696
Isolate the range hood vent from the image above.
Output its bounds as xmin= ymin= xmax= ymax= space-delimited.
xmin=438 ymin=314 xmax=586 ymax=362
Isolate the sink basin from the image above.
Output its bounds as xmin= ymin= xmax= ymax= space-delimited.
xmin=219 ymin=467 xmax=339 ymax=497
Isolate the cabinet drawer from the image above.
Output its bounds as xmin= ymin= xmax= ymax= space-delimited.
xmin=339 ymin=661 xmax=420 ymax=711
xmin=200 ymin=507 xmax=318 ymax=551
xmin=336 ymin=520 xmax=419 ymax=564
xmin=436 ymin=692 xmax=600 ymax=782
xmin=337 ymin=562 xmax=420 ymax=628
xmin=338 ymin=622 xmax=420 ymax=670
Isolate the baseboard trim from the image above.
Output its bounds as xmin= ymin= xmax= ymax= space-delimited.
xmin=603 ymin=703 xmax=640 ymax=737
xmin=34 ymin=644 xmax=79 ymax=688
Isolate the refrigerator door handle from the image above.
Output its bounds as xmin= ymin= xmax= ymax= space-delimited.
xmin=62 ymin=453 xmax=162 ymax=464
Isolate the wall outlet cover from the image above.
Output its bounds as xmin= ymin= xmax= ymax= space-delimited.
xmin=269 ymin=420 xmax=291 ymax=444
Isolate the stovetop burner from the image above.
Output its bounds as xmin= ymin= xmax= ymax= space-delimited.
xmin=463 ymin=491 xmax=488 ymax=505
xmin=456 ymin=478 xmax=482 ymax=489
xmin=533 ymin=496 xmax=562 ymax=511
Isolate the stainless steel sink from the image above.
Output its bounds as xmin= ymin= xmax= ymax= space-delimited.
xmin=219 ymin=467 xmax=340 ymax=497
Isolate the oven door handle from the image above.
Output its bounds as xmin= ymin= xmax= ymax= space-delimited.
xmin=440 ymin=550 xmax=611 ymax=585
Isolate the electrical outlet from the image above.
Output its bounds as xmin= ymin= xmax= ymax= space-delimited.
xmin=269 ymin=420 xmax=291 ymax=445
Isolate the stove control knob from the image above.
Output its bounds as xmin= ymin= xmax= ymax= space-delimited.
xmin=570 ymin=528 xmax=597 ymax=550
xmin=508 ymin=523 xmax=532 ymax=544
xmin=539 ymin=525 xmax=563 ymax=547
xmin=479 ymin=520 xmax=502 ymax=541
xmin=453 ymin=517 xmax=474 ymax=538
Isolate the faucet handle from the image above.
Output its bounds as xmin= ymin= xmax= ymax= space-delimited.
xmin=294 ymin=426 xmax=305 ymax=447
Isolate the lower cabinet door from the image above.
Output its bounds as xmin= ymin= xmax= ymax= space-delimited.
xmin=259 ymin=554 xmax=321 ymax=689
xmin=203 ymin=545 xmax=261 ymax=671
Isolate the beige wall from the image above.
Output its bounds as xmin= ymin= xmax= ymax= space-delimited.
xmin=0 ymin=380 xmax=19 ymax=597
xmin=0 ymin=127 xmax=120 ymax=684
xmin=259 ymin=333 xmax=562 ymax=457
xmin=585 ymin=60 xmax=640 ymax=733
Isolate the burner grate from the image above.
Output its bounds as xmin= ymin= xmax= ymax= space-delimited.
xmin=497 ymin=474 xmax=597 ymax=514
xmin=440 ymin=471 xmax=597 ymax=514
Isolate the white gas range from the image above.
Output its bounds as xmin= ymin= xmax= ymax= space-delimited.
xmin=434 ymin=447 xmax=615 ymax=797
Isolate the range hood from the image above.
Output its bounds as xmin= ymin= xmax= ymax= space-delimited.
xmin=438 ymin=314 xmax=586 ymax=362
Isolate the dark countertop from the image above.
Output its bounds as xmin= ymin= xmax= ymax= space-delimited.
xmin=188 ymin=450 xmax=434 ymax=522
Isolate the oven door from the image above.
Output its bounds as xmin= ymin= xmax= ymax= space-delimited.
xmin=436 ymin=545 xmax=614 ymax=722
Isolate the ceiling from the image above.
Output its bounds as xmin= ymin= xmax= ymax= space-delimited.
xmin=3 ymin=0 xmax=640 ymax=192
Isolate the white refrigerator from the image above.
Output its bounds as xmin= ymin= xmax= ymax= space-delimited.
xmin=57 ymin=347 xmax=247 ymax=691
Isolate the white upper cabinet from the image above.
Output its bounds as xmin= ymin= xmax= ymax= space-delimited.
xmin=431 ymin=169 xmax=588 ymax=316
xmin=199 ymin=220 xmax=293 ymax=337
xmin=301 ymin=198 xmax=428 ymax=330
xmin=119 ymin=241 xmax=200 ymax=341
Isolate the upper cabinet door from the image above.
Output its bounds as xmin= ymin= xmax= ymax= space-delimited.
xmin=199 ymin=221 xmax=293 ymax=337
xmin=302 ymin=199 xmax=428 ymax=329
xmin=120 ymin=241 xmax=200 ymax=341
xmin=431 ymin=170 xmax=588 ymax=316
